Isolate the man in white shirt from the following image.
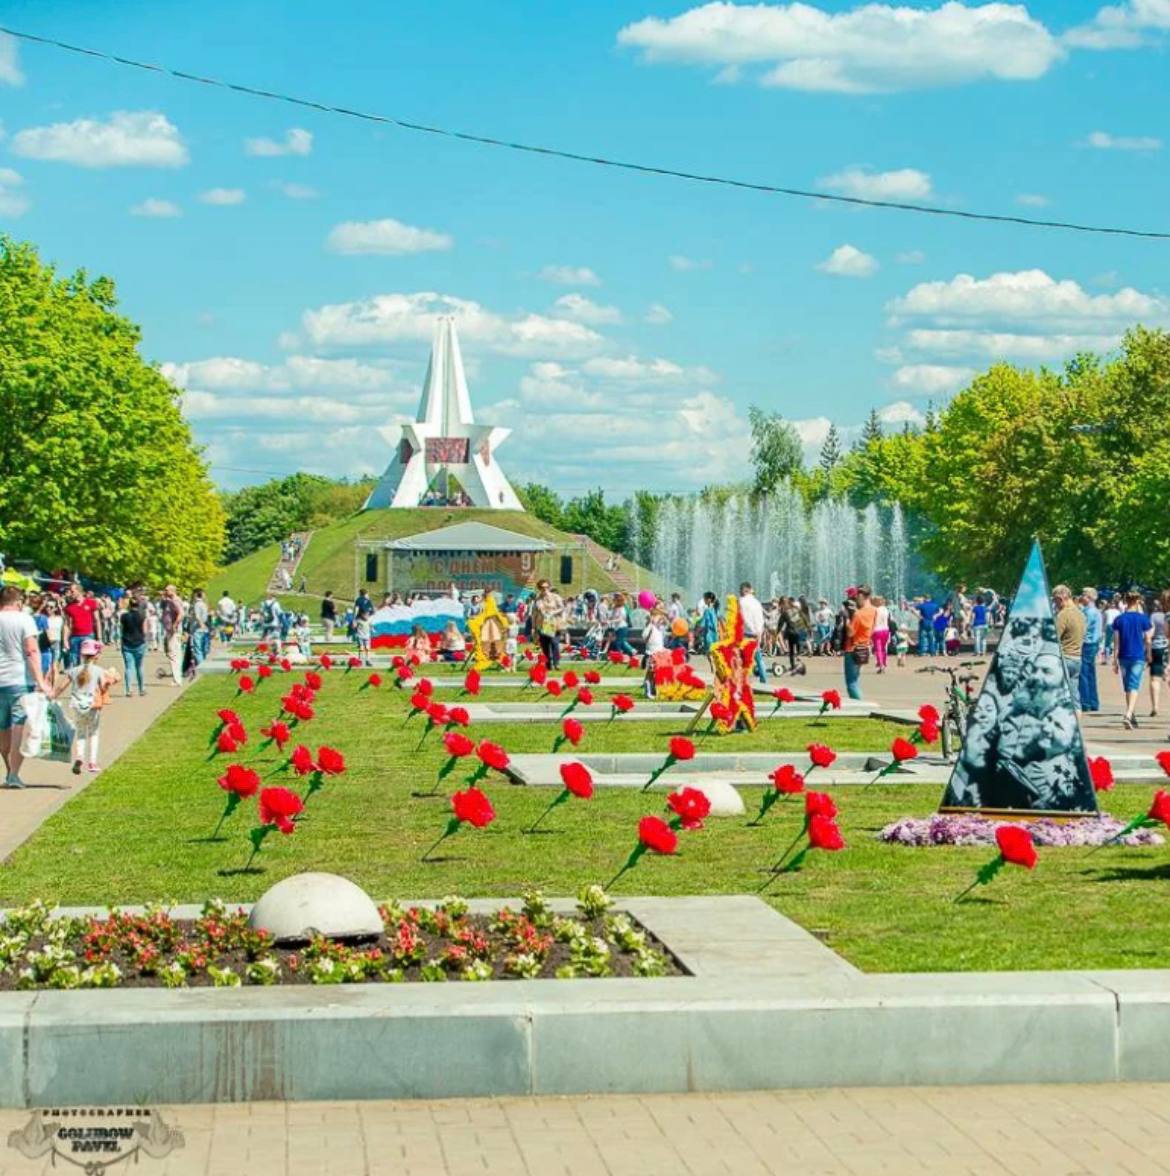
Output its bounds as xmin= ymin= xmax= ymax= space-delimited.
xmin=738 ymin=582 xmax=768 ymax=684
xmin=0 ymin=586 xmax=51 ymax=788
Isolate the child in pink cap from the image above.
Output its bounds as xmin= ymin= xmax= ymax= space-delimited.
xmin=53 ymin=639 xmax=120 ymax=775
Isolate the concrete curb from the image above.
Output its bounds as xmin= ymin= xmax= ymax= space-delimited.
xmin=0 ymin=897 xmax=1167 ymax=1105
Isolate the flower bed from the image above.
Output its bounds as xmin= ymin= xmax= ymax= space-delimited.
xmin=879 ymin=812 xmax=1166 ymax=848
xmin=0 ymin=888 xmax=682 ymax=990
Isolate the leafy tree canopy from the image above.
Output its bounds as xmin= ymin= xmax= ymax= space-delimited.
xmin=0 ymin=237 xmax=223 ymax=588
xmin=747 ymin=406 xmax=803 ymax=496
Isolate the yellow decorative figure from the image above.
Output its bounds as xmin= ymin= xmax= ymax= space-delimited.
xmin=709 ymin=594 xmax=758 ymax=732
xmin=466 ymin=594 xmax=508 ymax=671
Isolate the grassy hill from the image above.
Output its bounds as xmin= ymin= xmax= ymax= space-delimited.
xmin=207 ymin=508 xmax=663 ymax=607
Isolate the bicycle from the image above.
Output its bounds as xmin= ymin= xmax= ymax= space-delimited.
xmin=914 ymin=660 xmax=986 ymax=759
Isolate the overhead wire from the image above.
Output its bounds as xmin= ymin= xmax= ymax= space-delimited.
xmin=3 ymin=24 xmax=1169 ymax=241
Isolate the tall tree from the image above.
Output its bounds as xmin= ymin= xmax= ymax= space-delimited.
xmin=747 ymin=406 xmax=803 ymax=495
xmin=859 ymin=408 xmax=883 ymax=447
xmin=0 ymin=237 xmax=223 ymax=587
xmin=818 ymin=423 xmax=843 ymax=475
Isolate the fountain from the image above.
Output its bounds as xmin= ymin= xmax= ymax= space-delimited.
xmin=646 ymin=483 xmax=911 ymax=606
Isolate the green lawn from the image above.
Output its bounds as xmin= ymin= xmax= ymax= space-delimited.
xmin=3 ymin=674 xmax=1166 ymax=974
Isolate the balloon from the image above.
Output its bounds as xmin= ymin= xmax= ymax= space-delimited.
xmin=637 ymin=590 xmax=658 ymax=610
xmin=671 ymin=618 xmax=689 ymax=638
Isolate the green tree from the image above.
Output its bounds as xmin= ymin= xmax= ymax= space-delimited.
xmin=0 ymin=237 xmax=223 ymax=587
xmin=858 ymin=408 xmax=883 ymax=448
xmin=561 ymin=489 xmax=629 ymax=554
xmin=747 ymin=406 xmax=803 ymax=495
xmin=818 ymin=424 xmax=843 ymax=476
xmin=516 ymin=482 xmax=564 ymax=529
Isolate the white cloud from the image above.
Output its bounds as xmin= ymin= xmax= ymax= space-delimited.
xmin=163 ymin=355 xmax=409 ymax=395
xmin=820 ymin=166 xmax=933 ymax=201
xmin=617 ymin=1 xmax=1063 ymax=93
xmin=896 ymin=250 xmax=926 ymax=264
xmin=816 ymin=243 xmax=878 ymax=278
xmin=876 ymin=400 xmax=926 ymax=427
xmin=892 ymin=364 xmax=975 ymax=395
xmin=552 ymin=293 xmax=623 ymax=325
xmin=130 ymin=197 xmax=181 ymax=218
xmin=199 ymin=187 xmax=246 ymax=206
xmin=645 ymin=302 xmax=674 ymax=324
xmin=0 ymin=168 xmax=28 ymax=216
xmin=537 ymin=265 xmax=601 ymax=286
xmin=889 ymin=269 xmax=1167 ymax=328
xmin=327 ymin=218 xmax=453 ymax=255
xmin=1082 ymin=129 xmax=1162 ymax=150
xmin=301 ymin=291 xmax=605 ymax=358
xmin=1015 ymin=192 xmax=1050 ymax=207
xmin=582 ymin=356 xmax=717 ymax=384
xmin=668 ymin=254 xmax=712 ymax=271
xmin=888 ymin=268 xmax=1170 ymax=363
xmin=1065 ymin=1 xmax=1170 ymax=49
xmin=0 ymin=33 xmax=23 ymax=86
xmin=244 ymin=128 xmax=313 ymax=157
xmin=11 ymin=110 xmax=188 ymax=168
xmin=274 ymin=181 xmax=319 ymax=199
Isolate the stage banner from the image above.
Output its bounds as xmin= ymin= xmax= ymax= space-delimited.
xmin=939 ymin=539 xmax=1098 ymax=816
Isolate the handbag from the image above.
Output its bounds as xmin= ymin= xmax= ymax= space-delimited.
xmin=852 ymin=644 xmax=871 ymax=666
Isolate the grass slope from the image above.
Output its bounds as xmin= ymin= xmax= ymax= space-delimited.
xmin=208 ymin=508 xmax=661 ymax=606
xmin=4 ymin=673 xmax=1167 ymax=973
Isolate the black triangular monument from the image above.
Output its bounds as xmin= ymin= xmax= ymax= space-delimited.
xmin=940 ymin=539 xmax=1098 ymax=816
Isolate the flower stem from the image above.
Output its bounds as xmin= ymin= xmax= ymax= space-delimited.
xmin=527 ymin=789 xmax=569 ymax=833
xmin=770 ymin=820 xmax=809 ymax=871
xmin=421 ymin=822 xmax=458 ymax=862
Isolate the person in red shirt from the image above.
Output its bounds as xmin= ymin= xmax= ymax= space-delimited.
xmin=63 ymin=584 xmax=100 ymax=668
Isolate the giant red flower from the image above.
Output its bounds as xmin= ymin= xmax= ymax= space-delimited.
xmin=560 ymin=761 xmax=594 ymax=799
xmin=259 ymin=787 xmax=304 ymax=834
xmin=452 ymin=787 xmax=495 ymax=828
xmin=562 ymin=717 xmax=584 ymax=746
xmin=529 ymin=664 xmax=548 ymax=687
xmin=995 ymin=824 xmax=1037 ymax=869
xmin=584 ymin=670 xmax=601 ymax=685
xmin=315 ymin=746 xmax=346 ymax=775
xmin=216 ymin=729 xmax=240 ymax=755
xmin=463 ymin=669 xmax=482 ymax=696
xmin=476 ymin=741 xmax=510 ymax=772
xmin=770 ymin=764 xmax=805 ymax=794
xmin=805 ymin=791 xmax=838 ymax=819
xmin=612 ymin=694 xmax=635 ymax=714
xmin=446 ymin=706 xmax=470 ymax=727
xmin=319 ymin=654 xmax=333 ymax=671
xmin=667 ymin=787 xmax=711 ymax=830
xmin=627 ymin=655 xmax=640 ymax=670
xmin=773 ymin=688 xmax=796 ymax=705
xmin=1149 ymin=789 xmax=1170 ymax=827
xmin=808 ymin=814 xmax=845 ymax=851
xmin=289 ymin=744 xmax=317 ymax=776
xmin=257 ymin=664 xmax=273 ymax=680
xmin=218 ymin=763 xmax=260 ymax=798
xmin=891 ymin=738 xmax=918 ymax=763
xmin=237 ymin=675 xmax=255 ymax=694
xmin=426 ymin=701 xmax=450 ymax=726
xmin=396 ymin=664 xmax=414 ymax=683
xmin=409 ymin=690 xmax=430 ymax=713
xmin=367 ymin=672 xmax=383 ymax=688
xmin=1156 ymin=751 xmax=1170 ymax=778
xmin=304 ymin=671 xmax=323 ymax=691
xmin=348 ymin=656 xmax=362 ymax=670
xmin=416 ymin=677 xmax=434 ymax=698
xmin=216 ymin=708 xmax=241 ymax=727
xmin=291 ymin=700 xmax=314 ymax=723
xmin=576 ymin=687 xmax=595 ymax=707
xmin=821 ymin=690 xmax=842 ymax=711
xmin=669 ymin=737 xmax=695 ymax=762
xmin=807 ymin=743 xmax=837 ymax=769
xmin=443 ymin=731 xmax=475 ymax=758
xmin=918 ymin=719 xmax=940 ymax=745
xmin=918 ymin=703 xmax=940 ymax=724
xmin=709 ymin=701 xmax=732 ymax=725
xmin=546 ymin=679 xmax=563 ymax=697
xmin=1089 ymin=756 xmax=1114 ymax=793
xmin=638 ymin=815 xmax=678 ymax=855
xmin=563 ymin=670 xmax=580 ymax=688
xmin=260 ymin=720 xmax=291 ymax=750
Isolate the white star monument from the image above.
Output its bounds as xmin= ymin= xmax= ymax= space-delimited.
xmin=364 ymin=317 xmax=524 ymax=511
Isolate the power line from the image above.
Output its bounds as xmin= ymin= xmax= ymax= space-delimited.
xmin=4 ymin=24 xmax=1169 ymax=242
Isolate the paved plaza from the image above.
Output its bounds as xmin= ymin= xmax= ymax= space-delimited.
xmin=1 ymin=1085 xmax=1169 ymax=1175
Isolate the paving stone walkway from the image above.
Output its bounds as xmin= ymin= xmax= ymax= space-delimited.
xmin=0 ymin=1084 xmax=1167 ymax=1174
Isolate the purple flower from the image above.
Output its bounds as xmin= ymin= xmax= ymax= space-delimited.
xmin=878 ymin=813 xmax=1164 ymax=848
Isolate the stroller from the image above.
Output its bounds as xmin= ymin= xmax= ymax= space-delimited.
xmin=579 ymin=621 xmax=605 ymax=660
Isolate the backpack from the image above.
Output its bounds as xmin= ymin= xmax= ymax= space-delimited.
xmin=262 ymin=600 xmax=277 ymax=626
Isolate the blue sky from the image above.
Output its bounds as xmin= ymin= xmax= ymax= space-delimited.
xmin=1 ymin=0 xmax=1168 ymax=498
